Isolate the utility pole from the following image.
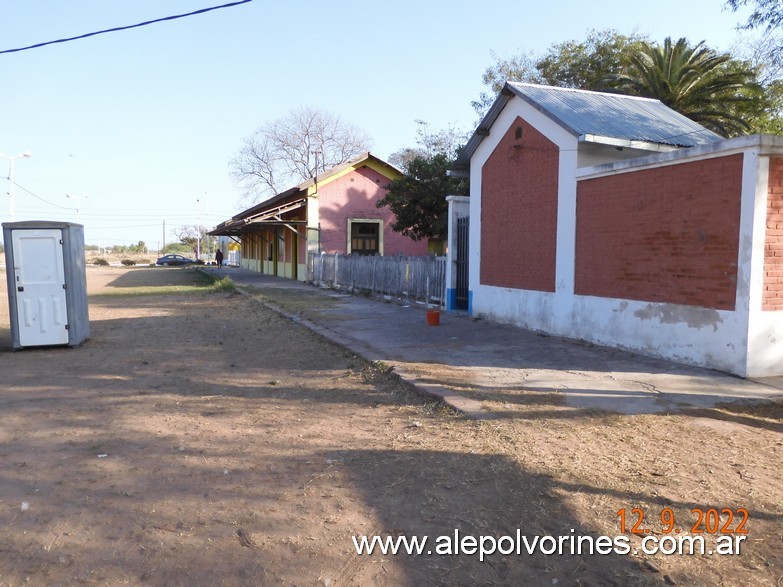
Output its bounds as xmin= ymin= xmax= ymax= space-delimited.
xmin=0 ymin=151 xmax=32 ymax=222
xmin=196 ymin=198 xmax=201 ymax=261
xmin=66 ymin=193 xmax=89 ymax=223
xmin=204 ymin=191 xmax=210 ymax=261
xmin=162 ymin=219 xmax=166 ymax=253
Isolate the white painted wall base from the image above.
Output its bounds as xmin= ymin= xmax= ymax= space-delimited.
xmin=471 ymin=286 xmax=751 ymax=376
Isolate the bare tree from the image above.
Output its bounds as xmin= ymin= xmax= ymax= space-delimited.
xmin=732 ymin=32 xmax=783 ymax=85
xmin=174 ymin=225 xmax=213 ymax=256
xmin=230 ymin=106 xmax=373 ymax=205
xmin=388 ymin=120 xmax=469 ymax=171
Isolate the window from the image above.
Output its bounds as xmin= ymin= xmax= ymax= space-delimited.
xmin=349 ymin=221 xmax=380 ymax=255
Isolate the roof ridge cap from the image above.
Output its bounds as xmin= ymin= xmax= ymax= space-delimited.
xmin=507 ymin=81 xmax=661 ymax=103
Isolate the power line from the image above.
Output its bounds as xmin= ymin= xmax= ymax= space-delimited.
xmin=9 ymin=180 xmax=71 ymax=210
xmin=0 ymin=0 xmax=253 ymax=55
xmin=11 ymin=182 xmax=235 ymax=219
xmin=87 ymin=222 xmax=223 ymax=230
xmin=81 ymin=223 xmax=165 ymax=230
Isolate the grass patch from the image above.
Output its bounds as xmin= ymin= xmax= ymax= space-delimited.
xmin=196 ymin=268 xmax=237 ymax=294
xmin=90 ymin=268 xmax=235 ymax=298
xmin=207 ymin=275 xmax=237 ymax=293
xmin=91 ymin=284 xmax=211 ymax=297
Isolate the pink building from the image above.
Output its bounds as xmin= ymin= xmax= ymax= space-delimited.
xmin=211 ymin=153 xmax=427 ymax=280
xmin=450 ymin=82 xmax=783 ymax=377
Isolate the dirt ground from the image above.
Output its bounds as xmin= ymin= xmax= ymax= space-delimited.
xmin=0 ymin=266 xmax=781 ymax=586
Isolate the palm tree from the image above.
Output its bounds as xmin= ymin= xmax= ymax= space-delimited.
xmin=603 ymin=37 xmax=762 ymax=137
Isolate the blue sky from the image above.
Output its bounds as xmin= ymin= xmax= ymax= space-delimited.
xmin=1 ymin=0 xmax=756 ymax=250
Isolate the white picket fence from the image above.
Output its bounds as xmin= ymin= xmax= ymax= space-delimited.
xmin=310 ymin=253 xmax=446 ymax=306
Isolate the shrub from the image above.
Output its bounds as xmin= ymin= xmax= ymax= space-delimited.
xmin=120 ymin=259 xmax=136 ymax=266
xmin=210 ymin=276 xmax=236 ymax=293
xmin=93 ymin=258 xmax=109 ymax=266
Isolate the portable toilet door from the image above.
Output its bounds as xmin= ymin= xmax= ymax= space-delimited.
xmin=3 ymin=221 xmax=89 ymax=349
xmin=11 ymin=227 xmax=69 ymax=346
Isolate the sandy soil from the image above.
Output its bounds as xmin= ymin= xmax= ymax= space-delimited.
xmin=0 ymin=266 xmax=780 ymax=586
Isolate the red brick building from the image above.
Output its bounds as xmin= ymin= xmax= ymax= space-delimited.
xmin=211 ymin=153 xmax=427 ymax=280
xmin=451 ymin=82 xmax=783 ymax=378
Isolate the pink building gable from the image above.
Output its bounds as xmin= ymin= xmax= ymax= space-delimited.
xmin=317 ymin=164 xmax=428 ymax=256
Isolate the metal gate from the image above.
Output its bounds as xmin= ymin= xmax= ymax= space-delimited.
xmin=455 ymin=215 xmax=469 ymax=310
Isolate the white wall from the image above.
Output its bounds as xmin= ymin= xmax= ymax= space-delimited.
xmin=746 ymin=155 xmax=783 ymax=376
xmin=577 ymin=142 xmax=670 ymax=167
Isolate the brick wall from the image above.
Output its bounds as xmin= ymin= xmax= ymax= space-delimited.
xmin=480 ymin=117 xmax=558 ymax=291
xmin=764 ymin=157 xmax=783 ymax=310
xmin=575 ymin=154 xmax=743 ymax=310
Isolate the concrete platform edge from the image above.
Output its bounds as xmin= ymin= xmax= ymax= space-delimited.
xmin=233 ymin=284 xmax=490 ymax=419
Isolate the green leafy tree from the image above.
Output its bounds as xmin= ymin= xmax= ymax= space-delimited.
xmin=472 ymin=30 xmax=648 ymax=116
xmin=378 ymin=122 xmax=469 ymax=242
xmin=472 ymin=51 xmax=541 ymax=116
xmin=602 ymin=37 xmax=762 ymax=136
xmin=748 ymin=79 xmax=783 ymax=134
xmin=537 ymin=30 xmax=648 ymax=89
xmin=475 ymin=30 xmax=780 ymax=136
xmin=377 ymin=153 xmax=467 ymax=242
xmin=727 ymin=0 xmax=783 ymax=32
xmin=128 ymin=241 xmax=147 ymax=254
xmin=730 ymin=32 xmax=783 ymax=134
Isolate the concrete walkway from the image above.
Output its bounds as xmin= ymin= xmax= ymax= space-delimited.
xmin=205 ymin=267 xmax=783 ymax=418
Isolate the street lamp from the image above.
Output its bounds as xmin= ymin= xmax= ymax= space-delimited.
xmin=0 ymin=151 xmax=32 ymax=222
xmin=196 ymin=198 xmax=201 ymax=261
xmin=66 ymin=193 xmax=89 ymax=223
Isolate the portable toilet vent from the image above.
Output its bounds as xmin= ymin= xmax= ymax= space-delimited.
xmin=3 ymin=221 xmax=89 ymax=349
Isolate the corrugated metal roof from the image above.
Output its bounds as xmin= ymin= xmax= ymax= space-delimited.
xmin=453 ymin=82 xmax=722 ymax=170
xmin=508 ymin=82 xmax=721 ymax=147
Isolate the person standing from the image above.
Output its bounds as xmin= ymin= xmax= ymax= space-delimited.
xmin=215 ymin=248 xmax=224 ymax=269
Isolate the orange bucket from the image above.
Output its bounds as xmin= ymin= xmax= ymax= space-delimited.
xmin=426 ymin=309 xmax=440 ymax=326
